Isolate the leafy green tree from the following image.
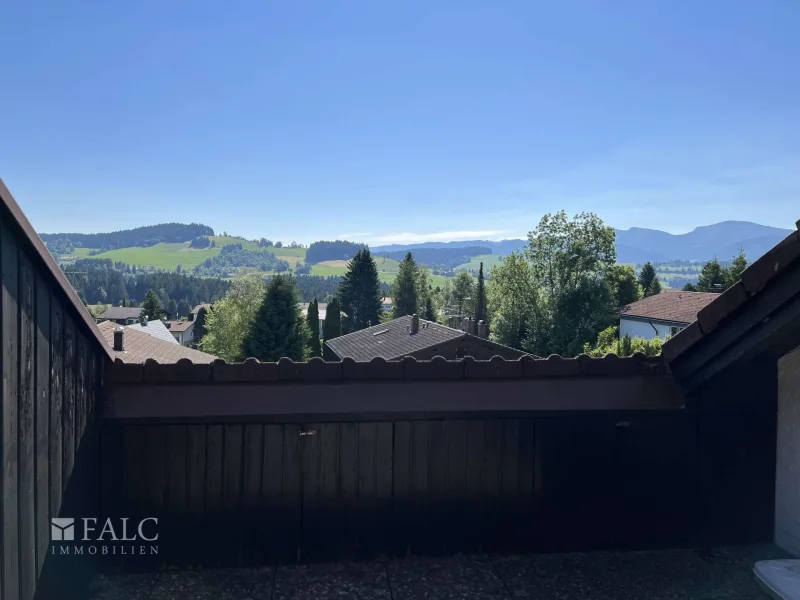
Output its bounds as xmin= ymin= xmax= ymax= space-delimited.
xmin=523 ymin=211 xmax=616 ymax=357
xmin=242 ymin=276 xmax=309 ymax=362
xmin=200 ymin=275 xmax=265 ymax=361
xmin=607 ymin=264 xmax=641 ymax=307
xmin=392 ymin=252 xmax=419 ymax=318
xmin=638 ymin=262 xmax=661 ymax=297
xmin=323 ymin=297 xmax=342 ymax=360
xmin=416 ymin=265 xmax=433 ymax=317
xmin=306 ymin=298 xmax=322 ymax=357
xmin=141 ymin=289 xmax=166 ymax=321
xmin=450 ymin=271 xmax=476 ymax=316
xmin=583 ymin=325 xmax=664 ymax=357
xmin=696 ymin=257 xmax=726 ymax=292
xmin=474 ymin=262 xmax=487 ymax=325
xmin=682 ymin=282 xmax=697 ymax=292
xmin=487 ymin=252 xmax=537 ymax=349
xmin=724 ymin=248 xmax=748 ymax=288
xmin=339 ymin=248 xmax=382 ymax=332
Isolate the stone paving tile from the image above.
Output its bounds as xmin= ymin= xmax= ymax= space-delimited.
xmin=387 ymin=554 xmax=509 ymax=600
xmin=87 ymin=572 xmax=161 ymax=600
xmin=149 ymin=567 xmax=274 ymax=600
xmin=491 ymin=546 xmax=780 ymax=600
xmin=273 ymin=561 xmax=390 ymax=600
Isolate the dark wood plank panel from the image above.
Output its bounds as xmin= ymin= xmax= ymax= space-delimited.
xmin=427 ymin=419 xmax=448 ymax=553
xmin=375 ymin=421 xmax=393 ymax=553
xmin=166 ymin=425 xmax=188 ymax=513
xmin=204 ymin=425 xmax=224 ymax=516
xmin=186 ymin=425 xmax=207 ymax=518
xmin=18 ymin=249 xmax=36 ymax=600
xmin=444 ymin=419 xmax=467 ymax=551
xmin=338 ymin=422 xmax=358 ymax=553
xmin=145 ymin=426 xmax=168 ymax=515
xmin=62 ymin=313 xmax=76 ymax=486
xmin=263 ymin=424 xmax=285 ymax=558
xmin=392 ymin=420 xmax=411 ymax=555
xmin=48 ymin=299 xmax=64 ymax=518
xmin=282 ymin=424 xmax=302 ymax=561
xmin=34 ymin=273 xmax=50 ymax=577
xmin=408 ymin=421 xmax=430 ymax=554
xmin=222 ymin=424 xmax=243 ymax=514
xmin=300 ymin=422 xmax=322 ymax=559
xmin=242 ymin=424 xmax=263 ymax=509
xmin=1 ymin=222 xmax=20 ymax=600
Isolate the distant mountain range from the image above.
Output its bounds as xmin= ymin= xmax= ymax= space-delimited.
xmin=374 ymin=221 xmax=794 ymax=264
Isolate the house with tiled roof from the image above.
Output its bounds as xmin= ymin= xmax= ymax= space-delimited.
xmin=97 ymin=305 xmax=143 ymax=325
xmin=126 ymin=317 xmax=179 ymax=344
xmin=97 ymin=320 xmax=217 ymax=364
xmin=325 ymin=314 xmax=529 ymax=361
xmin=165 ymin=318 xmax=196 ymax=345
xmin=619 ymin=290 xmax=719 ymax=341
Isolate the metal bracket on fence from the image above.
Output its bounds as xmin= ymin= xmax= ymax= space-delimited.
xmin=299 ymin=430 xmax=317 ymax=437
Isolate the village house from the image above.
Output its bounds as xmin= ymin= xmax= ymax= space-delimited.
xmin=619 ymin=290 xmax=719 ymax=340
xmin=325 ymin=314 xmax=529 ymax=361
xmin=1 ymin=178 xmax=800 ymax=599
xmin=95 ymin=305 xmax=142 ymax=325
xmin=97 ymin=321 xmax=217 ymax=364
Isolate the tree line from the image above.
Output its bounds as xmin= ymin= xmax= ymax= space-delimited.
xmin=42 ymin=222 xmax=214 ymax=250
xmin=192 ymin=244 xmax=289 ymax=277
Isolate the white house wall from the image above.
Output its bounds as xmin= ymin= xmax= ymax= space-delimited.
xmin=776 ymin=345 xmax=800 ymax=556
xmin=619 ymin=318 xmax=675 ymax=341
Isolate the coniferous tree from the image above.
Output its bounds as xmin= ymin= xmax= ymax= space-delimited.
xmin=167 ymin=298 xmax=178 ymax=319
xmin=638 ymin=263 xmax=661 ymax=297
xmin=724 ymin=248 xmax=748 ymax=289
xmin=392 ymin=252 xmax=419 ymax=318
xmin=474 ymin=262 xmax=487 ymax=325
xmin=322 ymin=297 xmax=342 ymax=360
xmin=339 ymin=248 xmax=382 ymax=333
xmin=177 ymin=298 xmax=190 ymax=318
xmin=242 ymin=276 xmax=309 ymax=361
xmin=696 ymin=257 xmax=726 ymax=292
xmin=141 ymin=289 xmax=166 ymax=321
xmin=423 ymin=295 xmax=436 ymax=322
xmin=307 ymin=298 xmax=322 ymax=357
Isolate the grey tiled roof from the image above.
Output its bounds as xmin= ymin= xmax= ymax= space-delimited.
xmin=97 ymin=321 xmax=217 ymax=364
xmin=325 ymin=315 xmax=466 ymax=362
xmin=127 ymin=319 xmax=179 ymax=344
xmin=99 ymin=306 xmax=142 ymax=320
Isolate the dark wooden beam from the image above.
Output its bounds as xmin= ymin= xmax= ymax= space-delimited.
xmin=104 ymin=375 xmax=685 ymax=423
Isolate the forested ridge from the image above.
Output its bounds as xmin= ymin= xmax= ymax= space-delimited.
xmin=42 ymin=222 xmax=215 ymax=250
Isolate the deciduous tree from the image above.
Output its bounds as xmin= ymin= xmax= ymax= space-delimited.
xmin=199 ymin=275 xmax=265 ymax=361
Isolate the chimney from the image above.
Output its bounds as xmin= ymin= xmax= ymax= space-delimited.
xmin=113 ymin=327 xmax=124 ymax=352
xmin=477 ymin=320 xmax=487 ymax=339
xmin=466 ymin=317 xmax=476 ymax=336
xmin=411 ymin=314 xmax=420 ymax=334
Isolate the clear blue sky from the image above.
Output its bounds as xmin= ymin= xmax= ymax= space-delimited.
xmin=1 ymin=0 xmax=798 ymax=245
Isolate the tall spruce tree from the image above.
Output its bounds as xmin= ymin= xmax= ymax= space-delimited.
xmin=638 ymin=263 xmax=661 ymax=297
xmin=307 ymin=298 xmax=322 ymax=357
xmin=392 ymin=252 xmax=419 ymax=318
xmin=322 ymin=297 xmax=342 ymax=360
xmin=696 ymin=257 xmax=726 ymax=292
xmin=242 ymin=276 xmax=309 ymax=361
xmin=474 ymin=262 xmax=487 ymax=325
xmin=141 ymin=289 xmax=166 ymax=321
xmin=339 ymin=248 xmax=382 ymax=333
xmin=167 ymin=298 xmax=178 ymax=319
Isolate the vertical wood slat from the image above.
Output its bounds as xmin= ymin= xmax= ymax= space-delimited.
xmin=186 ymin=425 xmax=207 ymax=519
xmin=49 ymin=299 xmax=63 ymax=517
xmin=19 ymin=250 xmax=36 ymax=600
xmin=34 ymin=274 xmax=50 ymax=577
xmin=62 ymin=314 xmax=75 ymax=486
xmin=392 ymin=421 xmax=411 ymax=555
xmin=1 ymin=222 xmax=20 ymax=600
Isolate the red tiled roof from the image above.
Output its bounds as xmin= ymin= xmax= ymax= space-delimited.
xmin=166 ymin=320 xmax=194 ymax=332
xmin=98 ymin=321 xmax=216 ymax=364
xmin=663 ymin=223 xmax=800 ymax=364
xmin=619 ymin=291 xmax=719 ymax=325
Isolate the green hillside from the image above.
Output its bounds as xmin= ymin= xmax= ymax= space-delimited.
xmin=454 ymin=253 xmax=505 ymax=273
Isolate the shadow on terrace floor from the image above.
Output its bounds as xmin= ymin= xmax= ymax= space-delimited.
xmin=85 ymin=543 xmax=788 ymax=600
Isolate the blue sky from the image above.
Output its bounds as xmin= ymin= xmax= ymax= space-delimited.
xmin=1 ymin=0 xmax=798 ymax=245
